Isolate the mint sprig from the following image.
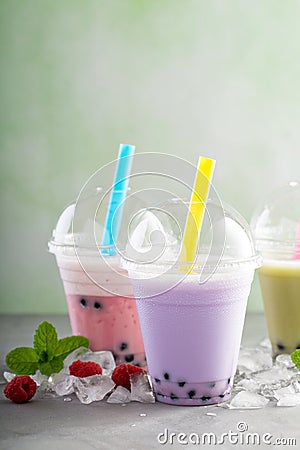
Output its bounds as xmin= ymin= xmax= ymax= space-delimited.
xmin=6 ymin=321 xmax=89 ymax=376
xmin=291 ymin=349 xmax=300 ymax=370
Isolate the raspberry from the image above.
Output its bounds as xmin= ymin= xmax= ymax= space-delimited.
xmin=4 ymin=376 xmax=37 ymax=403
xmin=112 ymin=364 xmax=146 ymax=391
xmin=69 ymin=360 xmax=102 ymax=378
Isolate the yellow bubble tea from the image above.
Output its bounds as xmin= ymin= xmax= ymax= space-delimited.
xmin=258 ymin=261 xmax=300 ymax=357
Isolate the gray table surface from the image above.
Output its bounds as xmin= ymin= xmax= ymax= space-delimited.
xmin=0 ymin=313 xmax=299 ymax=450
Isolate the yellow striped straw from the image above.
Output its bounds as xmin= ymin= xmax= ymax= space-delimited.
xmin=179 ymin=156 xmax=216 ymax=263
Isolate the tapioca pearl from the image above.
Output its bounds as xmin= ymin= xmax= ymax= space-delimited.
xmin=209 ymin=383 xmax=216 ymax=389
xmin=125 ymin=354 xmax=134 ymax=363
xmin=120 ymin=342 xmax=128 ymax=351
xmin=227 ymin=378 xmax=231 ymax=385
xmin=154 ymin=378 xmax=161 ymax=384
xmin=201 ymin=396 xmax=211 ymax=401
xmin=178 ymin=381 xmax=186 ymax=387
xmin=79 ymin=298 xmax=88 ymax=308
xmin=277 ymin=342 xmax=285 ymax=351
xmin=93 ymin=301 xmax=103 ymax=310
xmin=219 ymin=393 xmax=225 ymax=398
xmin=187 ymin=390 xmax=196 ymax=399
xmin=164 ymin=372 xmax=170 ymax=380
xmin=170 ymin=393 xmax=178 ymax=400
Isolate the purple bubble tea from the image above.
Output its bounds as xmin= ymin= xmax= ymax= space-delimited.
xmin=133 ymin=268 xmax=255 ymax=405
xmin=125 ymin=199 xmax=261 ymax=405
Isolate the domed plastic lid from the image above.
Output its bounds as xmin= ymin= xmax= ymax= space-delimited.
xmin=48 ymin=187 xmax=145 ymax=256
xmin=123 ymin=197 xmax=260 ymax=284
xmin=251 ymin=181 xmax=300 ymax=260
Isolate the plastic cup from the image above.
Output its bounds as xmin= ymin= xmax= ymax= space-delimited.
xmin=124 ymin=199 xmax=260 ymax=405
xmin=251 ymin=181 xmax=300 ymax=358
xmin=49 ymin=188 xmax=146 ymax=367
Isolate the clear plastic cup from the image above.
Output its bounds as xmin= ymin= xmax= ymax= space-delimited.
xmin=49 ymin=188 xmax=146 ymax=367
xmin=123 ymin=198 xmax=261 ymax=405
xmin=251 ymin=181 xmax=300 ymax=357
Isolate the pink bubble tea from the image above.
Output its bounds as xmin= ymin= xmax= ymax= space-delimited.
xmin=49 ymin=203 xmax=146 ymax=367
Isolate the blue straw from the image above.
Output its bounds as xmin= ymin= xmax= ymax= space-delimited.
xmin=101 ymin=144 xmax=135 ymax=255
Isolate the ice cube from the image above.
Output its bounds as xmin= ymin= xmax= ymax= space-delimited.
xmin=275 ymin=354 xmax=296 ymax=369
xmin=259 ymin=338 xmax=272 ymax=350
xmin=54 ymin=375 xmax=76 ymax=396
xmin=3 ymin=371 xmax=16 ymax=382
xmin=78 ymin=350 xmax=116 ymax=376
xmin=238 ymin=347 xmax=273 ymax=374
xmin=276 ymin=393 xmax=300 ymax=407
xmin=236 ymin=379 xmax=260 ymax=393
xmin=229 ymin=391 xmax=269 ymax=409
xmin=32 ymin=371 xmax=49 ymax=387
xmin=74 ymin=375 xmax=115 ymax=404
xmin=107 ymin=386 xmax=131 ymax=403
xmin=274 ymin=384 xmax=297 ymax=398
xmin=63 ymin=346 xmax=89 ymax=370
xmin=63 ymin=348 xmax=115 ymax=376
xmin=130 ymin=373 xmax=155 ymax=403
xmin=253 ymin=366 xmax=293 ymax=389
xmin=259 ymin=385 xmax=276 ymax=400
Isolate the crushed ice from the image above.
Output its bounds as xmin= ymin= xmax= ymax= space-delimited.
xmin=229 ymin=340 xmax=300 ymax=408
xmin=3 ymin=349 xmax=154 ymax=404
xmin=3 ymin=341 xmax=300 ymax=407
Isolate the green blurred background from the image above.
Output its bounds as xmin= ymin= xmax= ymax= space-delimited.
xmin=0 ymin=0 xmax=299 ymax=314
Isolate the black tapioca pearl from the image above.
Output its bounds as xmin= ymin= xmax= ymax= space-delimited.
xmin=94 ymin=301 xmax=102 ymax=310
xmin=170 ymin=393 xmax=178 ymax=400
xmin=164 ymin=372 xmax=170 ymax=380
xmin=80 ymin=298 xmax=88 ymax=308
xmin=201 ymin=396 xmax=211 ymax=401
xmin=156 ymin=392 xmax=163 ymax=397
xmin=209 ymin=383 xmax=216 ymax=388
xmin=125 ymin=354 xmax=134 ymax=363
xmin=277 ymin=343 xmax=285 ymax=351
xmin=178 ymin=381 xmax=186 ymax=388
xmin=187 ymin=390 xmax=196 ymax=399
xmin=227 ymin=378 xmax=231 ymax=384
xmin=219 ymin=394 xmax=225 ymax=398
xmin=154 ymin=378 xmax=161 ymax=384
xmin=119 ymin=342 xmax=128 ymax=351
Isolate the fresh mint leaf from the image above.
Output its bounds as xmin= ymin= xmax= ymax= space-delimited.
xmin=34 ymin=321 xmax=58 ymax=362
xmin=54 ymin=336 xmax=89 ymax=360
xmin=38 ymin=356 xmax=65 ymax=376
xmin=5 ymin=321 xmax=90 ymax=377
xmin=291 ymin=349 xmax=300 ymax=370
xmin=6 ymin=347 xmax=39 ymax=375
